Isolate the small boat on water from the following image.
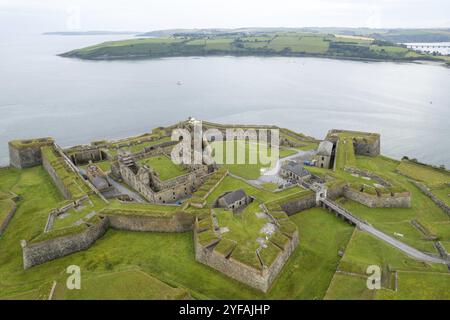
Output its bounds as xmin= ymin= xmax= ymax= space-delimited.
xmin=177 ymin=80 xmax=183 ymax=85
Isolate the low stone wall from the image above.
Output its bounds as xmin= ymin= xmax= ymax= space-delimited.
xmin=262 ymin=231 xmax=299 ymax=291
xmin=343 ymin=167 xmax=391 ymax=187
xmin=0 ymin=204 xmax=17 ymax=237
xmin=22 ymin=217 xmax=110 ymax=269
xmin=44 ymin=196 xmax=90 ymax=233
xmin=107 ymin=212 xmax=194 ymax=232
xmin=279 ymin=183 xmax=345 ymax=215
xmin=343 ymin=187 xmax=411 ymax=208
xmin=412 ymin=181 xmax=450 ymax=216
xmin=434 ymin=242 xmax=449 ymax=260
xmin=194 ymin=225 xmax=298 ymax=292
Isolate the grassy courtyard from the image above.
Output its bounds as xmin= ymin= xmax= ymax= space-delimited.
xmin=211 ymin=140 xmax=298 ymax=180
xmin=138 ymin=155 xmax=188 ymax=181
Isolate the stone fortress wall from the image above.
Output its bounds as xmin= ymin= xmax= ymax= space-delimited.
xmin=343 ymin=187 xmax=411 ymax=208
xmin=9 ymin=138 xmax=55 ymax=169
xmin=194 ymin=217 xmax=299 ymax=293
xmin=67 ymin=146 xmax=107 ymax=165
xmin=281 ymin=183 xmax=345 ymax=215
xmin=22 ymin=209 xmax=195 ymax=269
xmin=22 ymin=216 xmax=110 ymax=269
xmin=106 ymin=211 xmax=194 ymax=232
xmin=42 ymin=151 xmax=73 ymax=200
xmin=326 ymin=129 xmax=380 ymax=157
xmin=342 ymin=167 xmax=411 ymax=208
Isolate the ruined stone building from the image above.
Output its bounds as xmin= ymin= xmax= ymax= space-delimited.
xmin=113 ymin=152 xmax=209 ymax=204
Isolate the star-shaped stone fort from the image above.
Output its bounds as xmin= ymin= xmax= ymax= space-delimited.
xmin=7 ymin=119 xmax=442 ymax=294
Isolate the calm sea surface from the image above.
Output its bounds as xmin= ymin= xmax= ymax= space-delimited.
xmin=0 ymin=34 xmax=449 ymax=167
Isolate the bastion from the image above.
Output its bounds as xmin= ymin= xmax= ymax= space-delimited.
xmin=8 ymin=138 xmax=54 ymax=168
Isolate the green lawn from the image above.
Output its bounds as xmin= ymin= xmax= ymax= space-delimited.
xmin=211 ymin=140 xmax=294 ymax=180
xmin=267 ymin=208 xmax=354 ymax=299
xmin=430 ymin=185 xmax=450 ymax=206
xmin=397 ymin=160 xmax=450 ymax=187
xmin=138 ymin=155 xmax=188 ymax=181
xmin=51 ymin=197 xmax=104 ymax=231
xmin=215 ymin=203 xmax=269 ymax=270
xmin=376 ymin=272 xmax=450 ymax=300
xmin=324 ymin=273 xmax=374 ymax=300
xmin=205 ymin=175 xmax=302 ymax=204
xmin=53 ymin=269 xmax=190 ymax=300
xmin=335 ymin=136 xmax=356 ymax=170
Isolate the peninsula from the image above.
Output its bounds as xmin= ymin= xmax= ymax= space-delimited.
xmin=61 ymin=30 xmax=441 ymax=62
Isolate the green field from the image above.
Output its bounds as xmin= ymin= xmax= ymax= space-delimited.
xmin=397 ymin=160 xmax=450 ymax=187
xmin=53 ymin=269 xmax=190 ymax=300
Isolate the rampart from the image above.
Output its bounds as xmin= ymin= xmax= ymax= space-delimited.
xmin=8 ymin=138 xmax=54 ymax=168
xmin=343 ymin=186 xmax=411 ymax=208
xmin=22 ymin=206 xmax=195 ymax=269
xmin=326 ymin=129 xmax=380 ymax=156
xmin=106 ymin=211 xmax=194 ymax=232
xmin=194 ymin=218 xmax=299 ymax=293
xmin=22 ymin=217 xmax=110 ymax=269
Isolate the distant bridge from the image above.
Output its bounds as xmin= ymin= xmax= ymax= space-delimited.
xmin=406 ymin=44 xmax=450 ymax=49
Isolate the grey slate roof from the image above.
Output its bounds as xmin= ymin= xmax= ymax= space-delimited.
xmin=220 ymin=189 xmax=246 ymax=206
xmin=282 ymin=161 xmax=310 ymax=177
xmin=317 ymin=141 xmax=333 ymax=156
xmin=92 ymin=176 xmax=109 ymax=190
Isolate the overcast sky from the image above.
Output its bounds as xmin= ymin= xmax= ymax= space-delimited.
xmin=1 ymin=0 xmax=449 ymax=35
